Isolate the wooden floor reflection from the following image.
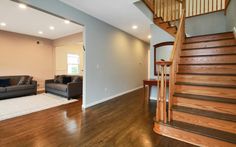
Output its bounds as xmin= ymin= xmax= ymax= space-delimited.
xmin=0 ymin=89 xmax=196 ymax=147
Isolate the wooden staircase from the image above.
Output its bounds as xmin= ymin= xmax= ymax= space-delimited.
xmin=143 ymin=0 xmax=236 ymax=145
xmin=154 ymin=32 xmax=236 ymax=146
xmin=143 ymin=0 xmax=231 ymax=37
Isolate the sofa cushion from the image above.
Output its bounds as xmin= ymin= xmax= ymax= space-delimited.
xmin=6 ymin=85 xmax=35 ymax=92
xmin=54 ymin=75 xmax=64 ymax=83
xmin=18 ymin=76 xmax=28 ymax=85
xmin=72 ymin=76 xmax=82 ymax=83
xmin=25 ymin=77 xmax=33 ymax=85
xmin=0 ymin=87 xmax=6 ymax=93
xmin=63 ymin=76 xmax=72 ymax=84
xmin=0 ymin=79 xmax=11 ymax=87
xmin=46 ymin=83 xmax=67 ymax=92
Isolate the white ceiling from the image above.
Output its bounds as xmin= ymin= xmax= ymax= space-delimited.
xmin=0 ymin=0 xmax=84 ymax=40
xmin=60 ymin=0 xmax=152 ymax=42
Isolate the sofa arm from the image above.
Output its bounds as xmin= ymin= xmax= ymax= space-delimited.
xmin=67 ymin=82 xmax=82 ymax=98
xmin=32 ymin=80 xmax=37 ymax=87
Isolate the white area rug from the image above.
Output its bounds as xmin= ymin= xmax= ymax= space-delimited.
xmin=0 ymin=93 xmax=77 ymax=121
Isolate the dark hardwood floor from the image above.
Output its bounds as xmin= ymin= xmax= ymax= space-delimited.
xmin=0 ymin=89 xmax=196 ymax=147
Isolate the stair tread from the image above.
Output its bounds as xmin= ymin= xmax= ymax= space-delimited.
xmin=185 ymin=37 xmax=235 ymax=44
xmin=182 ymin=45 xmax=236 ymax=50
xmin=174 ymin=93 xmax=236 ymax=104
xmin=180 ymin=53 xmax=236 ymax=57
xmin=175 ymin=82 xmax=236 ymax=89
xmin=179 ymin=63 xmax=236 ymax=65
xmin=172 ymin=105 xmax=236 ymax=123
xmin=166 ymin=120 xmax=236 ymax=144
xmin=177 ymin=73 xmax=236 ymax=76
xmin=187 ymin=32 xmax=234 ymax=39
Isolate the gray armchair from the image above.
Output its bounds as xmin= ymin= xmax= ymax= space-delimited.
xmin=45 ymin=75 xmax=82 ymax=100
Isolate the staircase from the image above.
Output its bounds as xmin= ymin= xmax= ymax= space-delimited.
xmin=143 ymin=0 xmax=231 ymax=37
xmin=154 ymin=32 xmax=236 ymax=147
xmin=143 ymin=0 xmax=236 ymax=146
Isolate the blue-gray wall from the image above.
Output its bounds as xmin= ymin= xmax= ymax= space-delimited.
xmin=19 ymin=0 xmax=149 ymax=108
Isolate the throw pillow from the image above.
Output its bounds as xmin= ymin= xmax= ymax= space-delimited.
xmin=18 ymin=76 xmax=27 ymax=85
xmin=0 ymin=79 xmax=11 ymax=87
xmin=63 ymin=76 xmax=72 ymax=84
xmin=54 ymin=75 xmax=64 ymax=83
xmin=25 ymin=77 xmax=33 ymax=85
xmin=72 ymin=76 xmax=82 ymax=83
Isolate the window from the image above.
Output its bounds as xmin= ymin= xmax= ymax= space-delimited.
xmin=67 ymin=54 xmax=80 ymax=75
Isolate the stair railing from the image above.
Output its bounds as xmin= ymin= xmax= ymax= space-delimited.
xmin=144 ymin=0 xmax=228 ymax=23
xmin=155 ymin=8 xmax=186 ymax=123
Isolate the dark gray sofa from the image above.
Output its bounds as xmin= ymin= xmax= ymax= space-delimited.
xmin=45 ymin=75 xmax=82 ymax=100
xmin=0 ymin=75 xmax=37 ymax=100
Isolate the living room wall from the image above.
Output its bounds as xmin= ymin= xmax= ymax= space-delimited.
xmin=53 ymin=32 xmax=84 ymax=76
xmin=18 ymin=0 xmax=149 ymax=108
xmin=0 ymin=30 xmax=54 ymax=89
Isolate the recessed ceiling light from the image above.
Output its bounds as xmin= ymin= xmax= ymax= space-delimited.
xmin=132 ymin=25 xmax=138 ymax=30
xmin=64 ymin=20 xmax=70 ymax=24
xmin=38 ymin=31 xmax=43 ymax=34
xmin=49 ymin=26 xmax=55 ymax=30
xmin=19 ymin=4 xmax=27 ymax=9
xmin=148 ymin=35 xmax=152 ymax=39
xmin=0 ymin=22 xmax=6 ymax=27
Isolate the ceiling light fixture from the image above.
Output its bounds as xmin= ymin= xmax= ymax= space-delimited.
xmin=64 ymin=20 xmax=70 ymax=24
xmin=132 ymin=25 xmax=138 ymax=30
xmin=0 ymin=22 xmax=6 ymax=27
xmin=49 ymin=26 xmax=55 ymax=30
xmin=19 ymin=3 xmax=27 ymax=9
xmin=38 ymin=31 xmax=43 ymax=35
xmin=148 ymin=35 xmax=152 ymax=39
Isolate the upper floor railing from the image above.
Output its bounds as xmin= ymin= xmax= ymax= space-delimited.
xmin=144 ymin=0 xmax=230 ymax=22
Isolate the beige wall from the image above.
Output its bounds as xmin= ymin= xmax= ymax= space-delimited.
xmin=54 ymin=44 xmax=84 ymax=75
xmin=53 ymin=32 xmax=84 ymax=76
xmin=0 ymin=30 xmax=54 ymax=88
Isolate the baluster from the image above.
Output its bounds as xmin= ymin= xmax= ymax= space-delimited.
xmin=196 ymin=0 xmax=198 ymax=15
xmin=163 ymin=65 xmax=166 ymax=123
xmin=219 ymin=0 xmax=222 ymax=10
xmin=208 ymin=0 xmax=210 ymax=12
xmin=156 ymin=65 xmax=160 ymax=122
xmin=188 ymin=0 xmax=190 ymax=16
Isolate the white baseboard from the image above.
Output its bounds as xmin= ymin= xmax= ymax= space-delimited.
xmin=82 ymin=86 xmax=143 ymax=109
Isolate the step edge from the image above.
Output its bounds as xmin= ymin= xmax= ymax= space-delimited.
xmin=172 ymin=105 xmax=236 ymax=123
xmin=182 ymin=45 xmax=236 ymax=50
xmin=175 ymin=82 xmax=236 ymax=89
xmin=173 ymin=93 xmax=236 ymax=104
xmin=163 ymin=120 xmax=236 ymax=144
xmin=185 ymin=37 xmax=235 ymax=44
xmin=180 ymin=53 xmax=236 ymax=57
xmin=186 ymin=32 xmax=233 ymax=39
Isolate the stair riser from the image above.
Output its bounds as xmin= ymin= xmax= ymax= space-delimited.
xmin=178 ymin=65 xmax=236 ymax=74
xmin=172 ymin=111 xmax=236 ymax=134
xmin=181 ymin=46 xmax=236 ymax=56
xmin=183 ymin=39 xmax=236 ymax=49
xmin=180 ymin=55 xmax=236 ymax=64
xmin=186 ymin=33 xmax=234 ymax=43
xmin=176 ymin=75 xmax=236 ymax=86
xmin=154 ymin=123 xmax=235 ymax=147
xmin=173 ymin=97 xmax=236 ymax=115
xmin=175 ymin=85 xmax=236 ymax=99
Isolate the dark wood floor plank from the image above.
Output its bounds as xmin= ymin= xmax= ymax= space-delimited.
xmin=0 ymin=89 xmax=196 ymax=147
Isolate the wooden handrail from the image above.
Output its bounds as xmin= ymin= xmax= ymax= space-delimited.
xmin=155 ymin=9 xmax=186 ymax=123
